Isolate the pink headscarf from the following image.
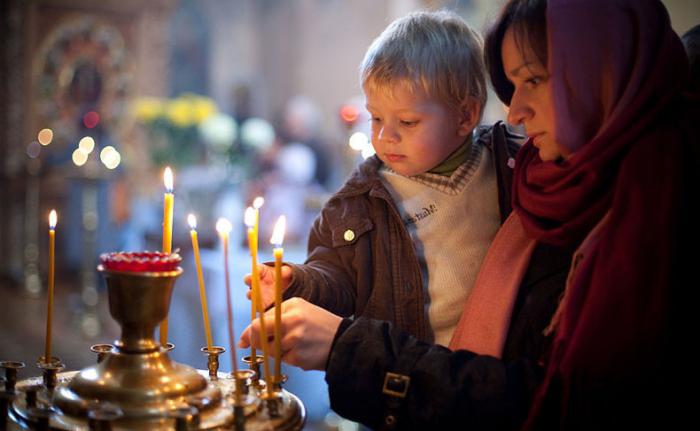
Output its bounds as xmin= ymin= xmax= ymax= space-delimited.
xmin=511 ymin=0 xmax=699 ymax=427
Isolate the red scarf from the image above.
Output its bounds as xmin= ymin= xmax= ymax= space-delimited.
xmin=513 ymin=0 xmax=699 ymax=427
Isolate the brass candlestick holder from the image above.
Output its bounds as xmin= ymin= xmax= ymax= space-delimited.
xmin=50 ymin=265 xmax=223 ymax=426
xmin=3 ymin=252 xmax=306 ymax=430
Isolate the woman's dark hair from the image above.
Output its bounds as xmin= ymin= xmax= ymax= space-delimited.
xmin=484 ymin=0 xmax=548 ymax=105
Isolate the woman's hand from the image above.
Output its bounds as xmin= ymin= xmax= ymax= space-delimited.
xmin=239 ymin=297 xmax=342 ymax=371
xmin=244 ymin=263 xmax=293 ymax=309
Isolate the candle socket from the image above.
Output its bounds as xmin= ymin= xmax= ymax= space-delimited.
xmin=0 ymin=361 xmax=25 ymax=393
xmin=87 ymin=403 xmax=123 ymax=431
xmin=24 ymin=384 xmax=42 ymax=409
xmin=259 ymin=390 xmax=284 ymax=418
xmin=90 ymin=344 xmax=114 ymax=363
xmin=200 ymin=346 xmax=226 ymax=381
xmin=242 ymin=355 xmax=265 ymax=387
xmin=36 ymin=359 xmax=64 ymax=392
xmin=231 ymin=369 xmax=256 ymax=399
xmin=271 ymin=373 xmax=289 ymax=392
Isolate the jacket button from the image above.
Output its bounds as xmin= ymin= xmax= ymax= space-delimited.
xmin=343 ymin=229 xmax=355 ymax=242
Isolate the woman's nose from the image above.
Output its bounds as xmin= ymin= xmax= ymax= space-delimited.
xmin=507 ymin=89 xmax=531 ymax=126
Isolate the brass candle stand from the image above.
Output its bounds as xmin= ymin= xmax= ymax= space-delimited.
xmin=1 ymin=255 xmax=305 ymax=430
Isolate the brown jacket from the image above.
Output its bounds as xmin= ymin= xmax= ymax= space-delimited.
xmin=284 ymin=122 xmax=521 ymax=341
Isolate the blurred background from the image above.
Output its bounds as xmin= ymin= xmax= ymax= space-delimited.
xmin=1 ymin=0 xmax=697 ymax=429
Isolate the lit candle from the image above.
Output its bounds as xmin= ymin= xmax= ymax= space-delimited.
xmin=216 ymin=218 xmax=238 ymax=375
xmin=270 ymin=215 xmax=286 ymax=385
xmin=189 ymin=214 xmax=213 ymax=350
xmin=162 ymin=167 xmax=174 ymax=253
xmin=160 ymin=167 xmax=174 ymax=346
xmin=245 ymin=207 xmax=272 ymax=387
xmin=44 ymin=210 xmax=57 ymax=364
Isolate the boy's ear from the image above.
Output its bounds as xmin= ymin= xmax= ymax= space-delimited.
xmin=457 ymin=97 xmax=481 ymax=137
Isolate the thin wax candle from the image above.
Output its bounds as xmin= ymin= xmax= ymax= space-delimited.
xmin=216 ymin=218 xmax=239 ymax=376
xmin=160 ymin=167 xmax=174 ymax=346
xmin=44 ymin=210 xmax=57 ymax=364
xmin=270 ymin=215 xmax=286 ymax=385
xmin=189 ymin=214 xmax=213 ymax=350
xmin=245 ymin=207 xmax=272 ymax=389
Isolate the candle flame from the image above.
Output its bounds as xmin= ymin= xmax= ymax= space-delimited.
xmin=163 ymin=167 xmax=174 ymax=192
xmin=188 ymin=213 xmax=197 ymax=230
xmin=253 ymin=196 xmax=265 ymax=209
xmin=216 ymin=217 xmax=232 ymax=235
xmin=244 ymin=207 xmax=256 ymax=228
xmin=270 ymin=215 xmax=286 ymax=246
xmin=49 ymin=210 xmax=57 ymax=229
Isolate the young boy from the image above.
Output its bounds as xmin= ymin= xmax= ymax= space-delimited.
xmin=251 ymin=10 xmax=520 ymax=346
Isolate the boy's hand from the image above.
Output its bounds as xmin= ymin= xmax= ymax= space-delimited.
xmin=244 ymin=263 xmax=293 ymax=309
xmin=238 ymin=297 xmax=342 ymax=371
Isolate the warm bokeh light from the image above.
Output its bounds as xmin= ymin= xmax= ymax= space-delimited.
xmin=216 ymin=217 xmax=232 ymax=236
xmin=188 ymin=214 xmax=197 ymax=230
xmin=163 ymin=166 xmax=174 ymax=192
xmin=253 ymin=196 xmax=264 ymax=209
xmin=99 ymin=146 xmax=121 ymax=169
xmin=270 ymin=215 xmax=286 ymax=246
xmin=79 ymin=136 xmax=95 ymax=154
xmin=340 ymin=104 xmax=360 ymax=124
xmin=83 ymin=111 xmax=100 ymax=129
xmin=37 ymin=128 xmax=53 ymax=146
xmin=348 ymin=132 xmax=369 ymax=151
xmin=244 ymin=207 xmax=256 ymax=228
xmin=49 ymin=210 xmax=57 ymax=229
xmin=72 ymin=148 xmax=88 ymax=166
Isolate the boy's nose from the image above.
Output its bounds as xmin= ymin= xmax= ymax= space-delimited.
xmin=378 ymin=125 xmax=399 ymax=144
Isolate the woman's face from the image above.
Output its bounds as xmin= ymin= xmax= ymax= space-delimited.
xmin=501 ymin=27 xmax=570 ymax=161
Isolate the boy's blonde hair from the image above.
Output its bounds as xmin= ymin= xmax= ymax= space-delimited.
xmin=360 ymin=10 xmax=486 ymax=116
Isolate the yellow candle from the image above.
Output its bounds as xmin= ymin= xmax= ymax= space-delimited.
xmin=216 ymin=218 xmax=239 ymax=375
xmin=245 ymin=207 xmax=272 ymax=388
xmin=270 ymin=215 xmax=286 ymax=384
xmin=162 ymin=167 xmax=174 ymax=253
xmin=160 ymin=167 xmax=174 ymax=346
xmin=250 ymin=197 xmax=264 ymax=362
xmin=189 ymin=214 xmax=213 ymax=350
xmin=44 ymin=210 xmax=57 ymax=363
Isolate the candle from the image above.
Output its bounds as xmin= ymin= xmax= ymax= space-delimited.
xmin=216 ymin=218 xmax=238 ymax=375
xmin=160 ymin=167 xmax=174 ymax=346
xmin=162 ymin=166 xmax=174 ymax=253
xmin=245 ymin=207 xmax=272 ymax=387
xmin=189 ymin=214 xmax=213 ymax=350
xmin=249 ymin=197 xmax=264 ymax=361
xmin=44 ymin=210 xmax=57 ymax=364
xmin=270 ymin=215 xmax=286 ymax=384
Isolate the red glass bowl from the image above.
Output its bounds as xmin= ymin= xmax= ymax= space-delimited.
xmin=99 ymin=251 xmax=182 ymax=272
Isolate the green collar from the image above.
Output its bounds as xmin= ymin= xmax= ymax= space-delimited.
xmin=429 ymin=135 xmax=472 ymax=176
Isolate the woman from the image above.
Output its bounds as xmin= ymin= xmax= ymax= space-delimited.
xmin=241 ymin=0 xmax=698 ymax=428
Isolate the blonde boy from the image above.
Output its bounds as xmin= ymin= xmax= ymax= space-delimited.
xmin=251 ymin=10 xmax=519 ymax=345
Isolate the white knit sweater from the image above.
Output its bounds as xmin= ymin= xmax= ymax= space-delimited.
xmin=379 ymin=140 xmax=501 ymax=346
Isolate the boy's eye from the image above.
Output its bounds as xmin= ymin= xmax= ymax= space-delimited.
xmin=400 ymin=120 xmax=418 ymax=127
xmin=370 ymin=117 xmax=382 ymax=123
